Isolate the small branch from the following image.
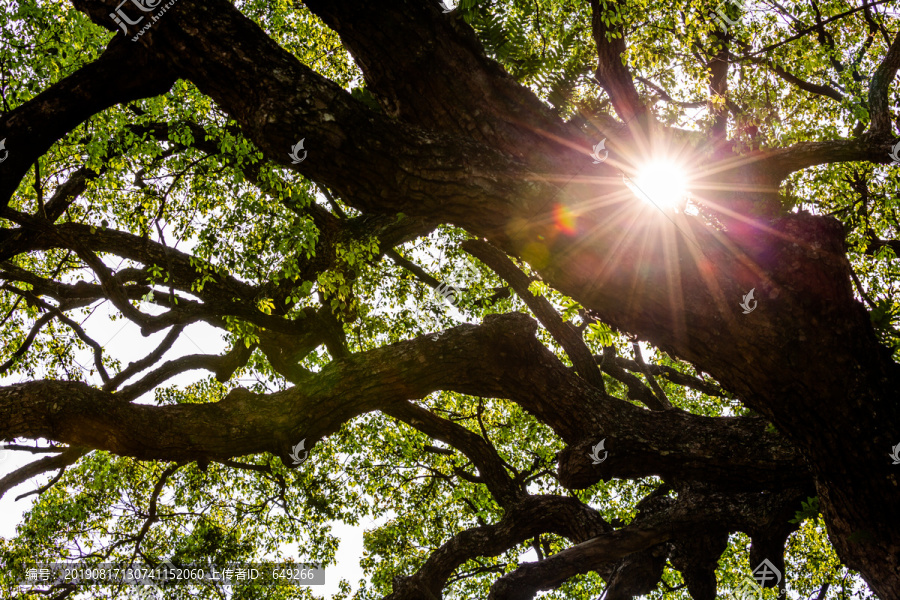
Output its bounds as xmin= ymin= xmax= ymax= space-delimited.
xmin=596 ymin=353 xmax=727 ymax=398
xmin=813 ymin=582 xmax=830 ymax=600
xmin=0 ymin=285 xmax=110 ymax=382
xmin=596 ymin=345 xmax=665 ymax=410
xmin=423 ymin=444 xmax=455 ymax=456
xmin=462 ymin=240 xmax=606 ymax=393
xmin=737 ymin=56 xmax=843 ymax=102
xmin=744 ymin=1 xmax=895 ymax=58
xmin=16 ymin=467 xmax=69 ymax=501
xmin=849 ymin=268 xmax=877 ymax=310
xmin=589 ymin=0 xmax=647 ymax=124
xmin=0 ymin=447 xmax=88 ymax=501
xmin=631 ymin=343 xmax=674 ymax=410
xmin=317 ymin=184 xmax=348 ymax=219
xmin=104 ymin=325 xmax=185 ymax=391
xmin=116 ymin=342 xmax=255 ymax=401
xmin=126 ymin=464 xmax=180 ymax=567
xmin=635 ymin=77 xmax=705 ymax=108
xmin=386 ymin=248 xmax=442 ymax=289
xmin=0 ymin=311 xmax=55 ymax=375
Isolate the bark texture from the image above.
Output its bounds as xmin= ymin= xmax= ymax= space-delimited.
xmin=1 ymin=0 xmax=899 ymax=597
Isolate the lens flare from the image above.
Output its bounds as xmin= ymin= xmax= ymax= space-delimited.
xmin=553 ymin=203 xmax=577 ymax=235
xmin=628 ymin=160 xmax=689 ymax=211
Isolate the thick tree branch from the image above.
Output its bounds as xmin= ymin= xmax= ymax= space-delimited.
xmin=386 ymin=494 xmax=611 ymax=600
xmin=302 ymin=0 xmax=571 ymax=160
xmin=0 ymin=313 xmax=806 ymax=491
xmin=589 ymin=0 xmax=646 ymax=124
xmin=0 ymin=39 xmax=177 ymax=208
xmin=869 ymin=30 xmax=900 ymax=133
xmin=0 ymin=314 xmax=535 ymax=464
xmin=487 ymin=484 xmax=809 ymax=600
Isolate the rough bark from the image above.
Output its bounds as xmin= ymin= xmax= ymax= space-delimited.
xmin=1 ymin=0 xmax=899 ymax=596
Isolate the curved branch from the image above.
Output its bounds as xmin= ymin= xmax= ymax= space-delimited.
xmin=596 ymin=345 xmax=663 ymax=409
xmin=487 ymin=484 xmax=810 ymax=600
xmin=0 ymin=39 xmax=177 ymax=208
xmin=869 ymin=30 xmax=900 ymax=133
xmin=630 ymin=342 xmax=673 ymax=410
xmin=0 ymin=314 xmax=538 ymax=463
xmin=463 ymin=239 xmax=606 ymax=393
xmin=104 ymin=325 xmax=186 ymax=391
xmin=0 ymin=447 xmax=88 ymax=501
xmin=738 ymin=56 xmax=843 ymax=102
xmin=0 ymin=285 xmax=109 ymax=382
xmin=599 ymin=353 xmax=726 ymax=398
xmin=116 ymin=342 xmax=255 ymax=401
xmin=386 ymin=494 xmax=611 ymax=600
xmin=0 ymin=311 xmax=55 ymax=376
xmin=383 ymin=401 xmax=523 ymax=507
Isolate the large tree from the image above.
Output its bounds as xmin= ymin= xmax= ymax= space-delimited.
xmin=1 ymin=0 xmax=899 ymax=598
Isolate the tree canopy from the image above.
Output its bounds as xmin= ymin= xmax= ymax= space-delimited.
xmin=1 ymin=0 xmax=900 ymax=599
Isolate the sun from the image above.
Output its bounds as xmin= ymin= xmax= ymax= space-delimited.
xmin=627 ymin=160 xmax=690 ymax=211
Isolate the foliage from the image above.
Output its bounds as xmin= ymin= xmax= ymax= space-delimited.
xmin=1 ymin=0 xmax=896 ymax=599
